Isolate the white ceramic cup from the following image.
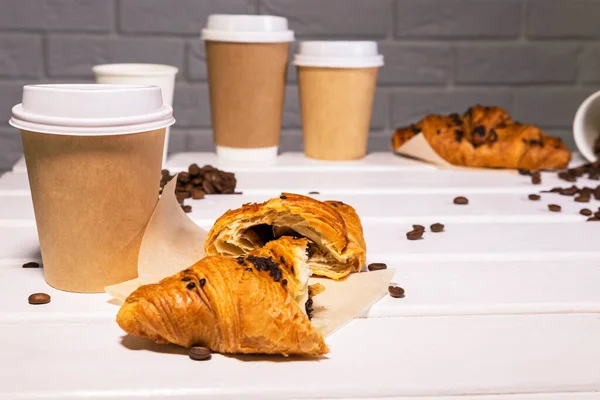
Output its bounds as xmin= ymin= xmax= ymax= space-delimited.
xmin=574 ymin=90 xmax=600 ymax=162
xmin=93 ymin=63 xmax=178 ymax=164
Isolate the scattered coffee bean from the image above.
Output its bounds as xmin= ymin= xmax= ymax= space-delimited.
xmin=453 ymin=196 xmax=469 ymax=205
xmin=595 ymin=211 xmax=600 ymax=219
xmin=430 ymin=223 xmax=445 ymax=232
xmin=412 ymin=224 xmax=425 ymax=232
xmin=28 ymin=293 xmax=50 ymax=305
xmin=181 ymin=205 xmax=192 ymax=213
xmin=558 ymin=171 xmax=577 ymax=183
xmin=580 ymin=209 xmax=593 ymax=216
xmin=528 ymin=194 xmax=541 ymax=201
xmin=191 ymin=189 xmax=206 ymax=200
xmin=575 ymin=195 xmax=590 ymax=203
xmin=406 ymin=229 xmax=424 ymax=240
xmin=560 ymin=186 xmax=579 ymax=196
xmin=588 ymin=217 xmax=600 ymax=222
xmin=22 ymin=262 xmax=40 ymax=268
xmin=189 ymin=346 xmax=212 ymax=361
xmin=388 ymin=285 xmax=405 ymax=298
xmin=367 ymin=263 xmax=387 ymax=271
xmin=531 ymin=172 xmax=542 ymax=185
xmin=308 ymin=191 xmax=320 ymax=195
xmin=548 ymin=204 xmax=561 ymax=212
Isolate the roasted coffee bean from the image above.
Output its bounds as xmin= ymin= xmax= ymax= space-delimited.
xmin=531 ymin=175 xmax=542 ymax=185
xmin=580 ymin=209 xmax=593 ymax=216
xmin=308 ymin=191 xmax=320 ymax=195
xmin=430 ymin=223 xmax=445 ymax=232
xmin=453 ymin=196 xmax=469 ymax=205
xmin=181 ymin=205 xmax=192 ymax=213
xmin=412 ymin=224 xmax=425 ymax=232
xmin=406 ymin=229 xmax=424 ymax=240
xmin=560 ymin=186 xmax=578 ymax=196
xmin=558 ymin=171 xmax=577 ymax=182
xmin=548 ymin=204 xmax=561 ymax=212
xmin=575 ymin=195 xmax=590 ymax=203
xmin=587 ymin=217 xmax=600 ymax=222
xmin=388 ymin=285 xmax=405 ymax=298
xmin=189 ymin=346 xmax=211 ymax=361
xmin=22 ymin=262 xmax=40 ymax=268
xmin=518 ymin=169 xmax=531 ymax=176
xmin=595 ymin=211 xmax=600 ymax=219
xmin=188 ymin=163 xmax=201 ymax=177
xmin=528 ymin=194 xmax=541 ymax=201
xmin=191 ymin=189 xmax=206 ymax=200
xmin=367 ymin=263 xmax=387 ymax=271
xmin=28 ymin=293 xmax=50 ymax=305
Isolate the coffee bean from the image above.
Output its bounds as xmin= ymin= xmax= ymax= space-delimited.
xmin=388 ymin=285 xmax=405 ymax=298
xmin=575 ymin=195 xmax=590 ymax=203
xmin=412 ymin=224 xmax=425 ymax=232
xmin=560 ymin=186 xmax=578 ymax=196
xmin=308 ymin=191 xmax=320 ymax=195
xmin=22 ymin=262 xmax=40 ymax=268
xmin=580 ymin=209 xmax=593 ymax=216
xmin=406 ymin=229 xmax=424 ymax=240
xmin=367 ymin=263 xmax=387 ymax=271
xmin=430 ymin=223 xmax=445 ymax=232
xmin=548 ymin=204 xmax=561 ymax=212
xmin=189 ymin=346 xmax=212 ymax=361
xmin=558 ymin=171 xmax=577 ymax=182
xmin=181 ymin=205 xmax=192 ymax=213
xmin=191 ymin=189 xmax=206 ymax=200
xmin=528 ymin=194 xmax=541 ymax=201
xmin=587 ymin=217 xmax=600 ymax=222
xmin=28 ymin=293 xmax=50 ymax=305
xmin=531 ymin=175 xmax=542 ymax=185
xmin=595 ymin=211 xmax=600 ymax=219
xmin=453 ymin=196 xmax=468 ymax=205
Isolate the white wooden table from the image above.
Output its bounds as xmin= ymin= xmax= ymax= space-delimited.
xmin=1 ymin=152 xmax=600 ymax=400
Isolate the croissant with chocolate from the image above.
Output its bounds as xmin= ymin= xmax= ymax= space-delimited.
xmin=392 ymin=105 xmax=571 ymax=170
xmin=204 ymin=193 xmax=366 ymax=280
xmin=117 ymin=237 xmax=328 ymax=356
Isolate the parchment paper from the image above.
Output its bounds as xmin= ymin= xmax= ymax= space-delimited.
xmin=106 ymin=176 xmax=393 ymax=337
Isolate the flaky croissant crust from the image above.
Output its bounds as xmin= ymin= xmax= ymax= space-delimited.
xmin=204 ymin=193 xmax=366 ymax=280
xmin=117 ymin=237 xmax=328 ymax=356
xmin=392 ymin=105 xmax=571 ymax=170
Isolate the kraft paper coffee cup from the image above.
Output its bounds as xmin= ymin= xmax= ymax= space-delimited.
xmin=574 ymin=90 xmax=600 ymax=162
xmin=202 ymin=14 xmax=294 ymax=161
xmin=93 ymin=63 xmax=178 ymax=165
xmin=9 ymin=84 xmax=175 ymax=293
xmin=294 ymin=41 xmax=384 ymax=161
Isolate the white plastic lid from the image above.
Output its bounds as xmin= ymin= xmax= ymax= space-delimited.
xmin=294 ymin=41 xmax=384 ymax=68
xmin=92 ymin=63 xmax=178 ymax=77
xmin=9 ymin=84 xmax=175 ymax=136
xmin=202 ymin=14 xmax=294 ymax=43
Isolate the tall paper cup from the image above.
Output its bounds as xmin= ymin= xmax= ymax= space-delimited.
xmin=202 ymin=15 xmax=294 ymax=161
xmin=93 ymin=63 xmax=178 ymax=165
xmin=10 ymin=84 xmax=175 ymax=293
xmin=294 ymin=42 xmax=384 ymax=161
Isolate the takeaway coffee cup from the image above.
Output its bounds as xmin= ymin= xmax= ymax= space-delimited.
xmin=294 ymin=41 xmax=384 ymax=161
xmin=93 ymin=63 xmax=178 ymax=165
xmin=202 ymin=14 xmax=294 ymax=161
xmin=9 ymin=84 xmax=175 ymax=293
xmin=574 ymin=90 xmax=600 ymax=162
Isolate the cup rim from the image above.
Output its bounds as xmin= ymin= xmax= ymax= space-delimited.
xmin=93 ymin=64 xmax=179 ymax=77
xmin=573 ymin=90 xmax=600 ymax=162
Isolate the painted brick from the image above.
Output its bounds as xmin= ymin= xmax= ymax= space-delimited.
xmin=396 ymin=0 xmax=520 ymax=39
xmin=390 ymin=89 xmax=513 ymax=127
xmin=47 ymin=36 xmax=184 ymax=78
xmin=261 ymin=0 xmax=392 ymax=38
xmin=173 ymin=84 xmax=212 ymax=128
xmin=581 ymin=45 xmax=600 ymax=84
xmin=527 ymin=0 xmax=600 ymax=39
xmin=456 ymin=44 xmax=578 ymax=84
xmin=187 ymin=130 xmax=216 ymax=152
xmin=515 ymin=89 xmax=599 ymax=128
xmin=0 ymin=128 xmax=22 ymax=172
xmin=167 ymin=129 xmax=189 ymax=155
xmin=0 ymin=34 xmax=42 ymax=78
xmin=0 ymin=0 xmax=113 ymax=32
xmin=378 ymin=43 xmax=452 ymax=85
xmin=120 ymin=0 xmax=251 ymax=35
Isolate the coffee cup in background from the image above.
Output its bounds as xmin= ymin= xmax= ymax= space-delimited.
xmin=574 ymin=90 xmax=600 ymax=162
xmin=202 ymin=14 xmax=293 ymax=161
xmin=294 ymin=41 xmax=383 ymax=161
xmin=93 ymin=63 xmax=178 ymax=165
xmin=9 ymin=84 xmax=174 ymax=293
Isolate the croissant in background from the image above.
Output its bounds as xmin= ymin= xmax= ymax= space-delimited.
xmin=204 ymin=193 xmax=367 ymax=280
xmin=117 ymin=237 xmax=328 ymax=356
xmin=392 ymin=105 xmax=571 ymax=170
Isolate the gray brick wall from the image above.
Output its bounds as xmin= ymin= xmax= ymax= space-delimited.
xmin=0 ymin=0 xmax=599 ymax=171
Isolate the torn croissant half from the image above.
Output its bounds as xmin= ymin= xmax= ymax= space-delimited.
xmin=204 ymin=193 xmax=367 ymax=280
xmin=117 ymin=237 xmax=328 ymax=356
